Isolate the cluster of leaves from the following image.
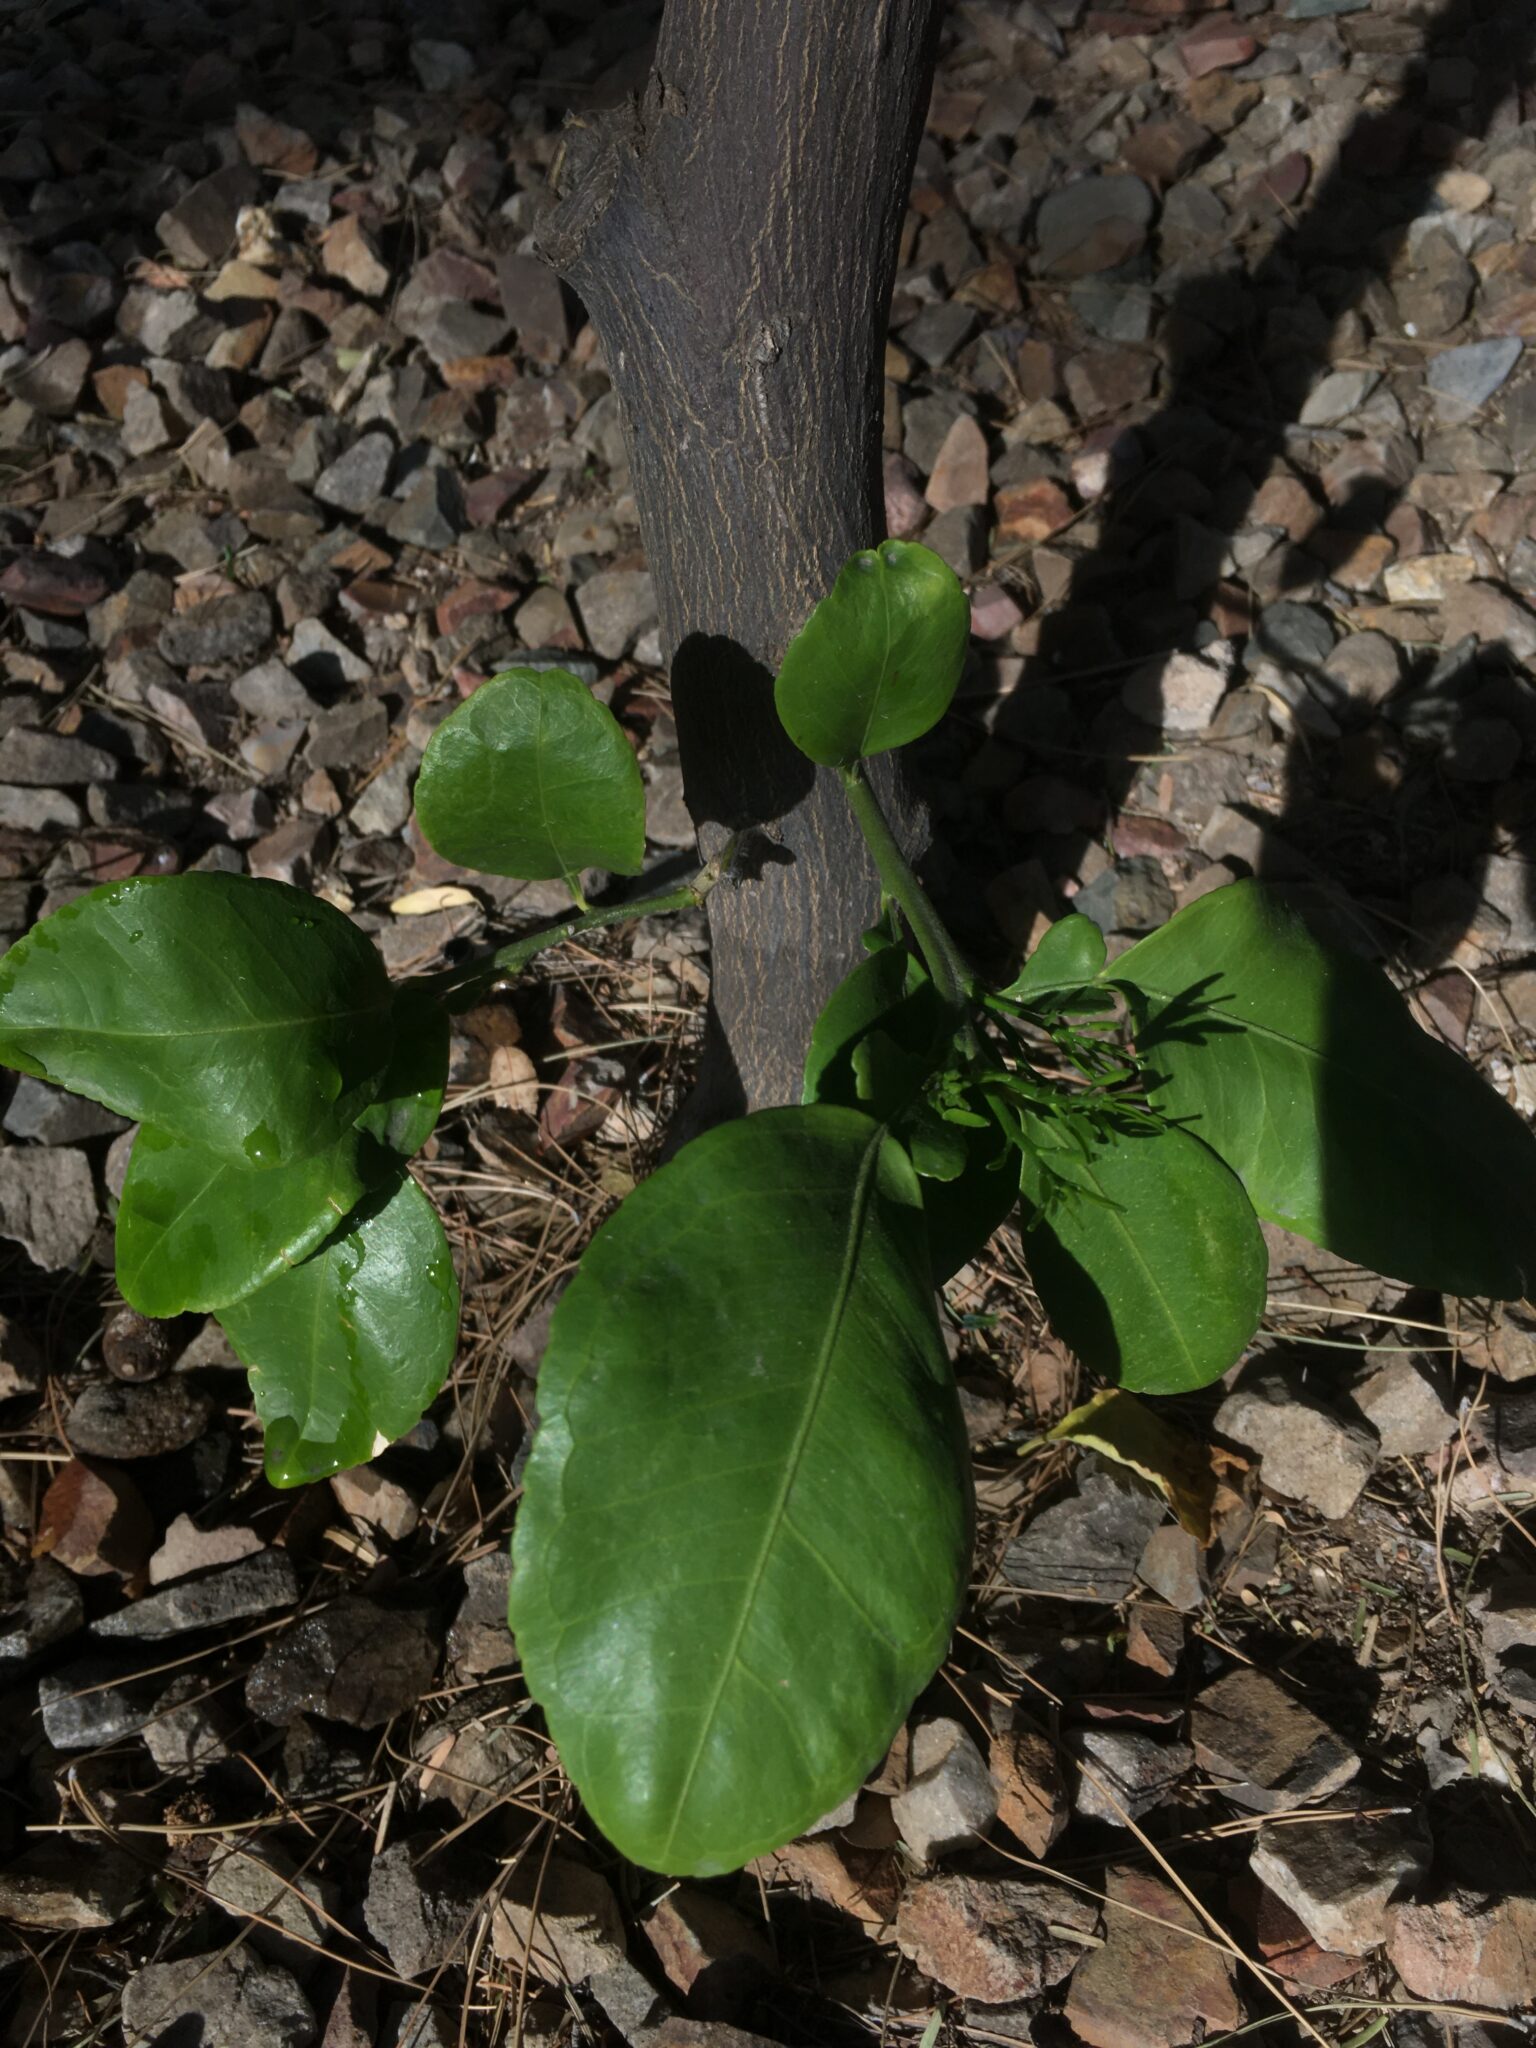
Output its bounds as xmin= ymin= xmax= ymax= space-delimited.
xmin=0 ymin=665 xmax=650 ymax=1485
xmin=3 ymin=540 xmax=1535 ymax=1885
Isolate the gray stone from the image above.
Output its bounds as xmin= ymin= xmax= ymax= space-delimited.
xmin=1073 ymin=855 xmax=1174 ymax=935
xmin=0 ymin=1145 xmax=97 ymax=1269
xmin=159 ymin=592 xmax=274 ymax=670
xmin=0 ymin=785 xmax=83 ymax=830
xmin=3 ymin=726 xmax=120 ymax=785
xmin=350 ymin=752 xmax=417 ymax=837
xmin=4 ymin=1076 xmax=127 ymax=1143
xmin=1036 ymin=175 xmax=1154 ymax=276
xmin=1483 ymin=856 xmax=1536 ymax=950
xmin=364 ymin=1837 xmax=488 ymax=1979
xmin=902 ymin=300 xmax=978 ymax=369
xmin=246 ymin=1597 xmax=439 ymax=1727
xmin=411 ymin=38 xmax=475 ymax=88
xmin=123 ymin=1949 xmax=315 ymax=2048
xmin=1137 ymin=1523 xmax=1208 ymax=1612
xmin=248 ymin=816 xmax=329 ymax=887
xmin=1393 ymin=230 xmax=1474 ymax=339
xmin=0 ymin=1558 xmax=82 ymax=1663
xmin=576 ymin=569 xmax=657 ymax=660
xmin=892 ymin=1717 xmax=999 ymax=1860
xmin=1474 ymin=1389 xmax=1536 ymax=1480
xmin=121 ymin=384 xmax=179 ymax=456
xmin=304 ymin=699 xmax=389 ymax=773
xmin=490 ymin=1854 xmax=626 ymax=1982
xmin=447 ymin=1551 xmax=517 ymax=1676
xmin=1319 ymin=631 xmax=1401 ymax=710
xmin=66 ymin=1378 xmax=215 ymax=1460
xmin=232 ymin=659 xmax=321 ymax=721
xmin=386 ymin=468 xmax=464 ymax=549
xmin=1253 ymin=599 xmax=1336 ymax=670
xmin=156 ymin=165 xmax=260 ymax=267
xmin=1298 ymin=368 xmax=1379 ymax=427
xmin=1251 ymin=1805 xmax=1429 ymax=1955
xmin=1121 ymin=646 xmax=1233 ymax=733
xmin=206 ymin=1842 xmax=333 ymax=1972
xmin=142 ymin=1673 xmax=232 ymax=1770
xmin=1427 ymin=338 xmax=1522 ymax=413
xmin=414 ymin=1713 xmax=540 ymax=1818
xmin=1003 ymin=1463 xmax=1167 ymax=1602
xmin=1069 ymin=1728 xmax=1193 ymax=1825
xmin=0 ymin=1843 xmax=144 ymax=1930
xmin=1191 ymin=1666 xmax=1359 ymax=1813
xmin=1216 ymin=1370 xmax=1378 ymax=1519
xmin=1350 ymin=1351 xmax=1456 ymax=1456
xmin=287 ymin=617 xmax=369 ymax=690
xmin=93 ymin=1550 xmax=297 ymax=1640
xmin=39 ymin=1660 xmax=157 ymax=1748
xmin=925 ymin=503 xmax=988 ymax=576
xmin=314 ymin=431 xmax=394 ymax=514
xmin=206 ymin=786 xmax=275 ymax=843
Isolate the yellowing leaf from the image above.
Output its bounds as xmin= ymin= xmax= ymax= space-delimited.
xmin=1047 ymin=1387 xmax=1217 ymax=1544
xmin=389 ymin=884 xmax=479 ymax=916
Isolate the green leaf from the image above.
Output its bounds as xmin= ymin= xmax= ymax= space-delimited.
xmin=923 ymin=1128 xmax=1017 ymax=1287
xmin=1018 ymin=1113 xmax=1266 ymax=1395
xmin=414 ymin=667 xmax=645 ymax=890
xmin=1109 ymin=880 xmax=1536 ymax=1297
xmin=0 ymin=874 xmax=391 ymax=1167
xmin=354 ymin=985 xmax=448 ymax=1160
xmin=510 ymin=1104 xmax=972 ymax=1877
xmin=802 ymin=949 xmax=910 ymax=1106
xmin=217 ymin=1174 xmax=459 ymax=1487
xmin=774 ymin=542 xmax=969 ymax=767
xmin=999 ymin=914 xmax=1107 ymax=1005
xmin=117 ymin=1125 xmax=372 ymax=1318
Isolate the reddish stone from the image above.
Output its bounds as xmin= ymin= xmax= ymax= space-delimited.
xmin=0 ymin=553 xmax=109 ymax=616
xmin=994 ymin=479 xmax=1075 ymax=544
xmin=1112 ymin=815 xmax=1186 ymax=861
xmin=434 ymin=581 xmax=516 ymax=639
xmin=1231 ymin=1874 xmax=1364 ymax=1993
xmin=36 ymin=1459 xmax=153 ymax=1580
xmin=970 ymin=584 xmax=1025 ymax=641
xmin=1179 ymin=21 xmax=1258 ymax=75
xmin=1066 ymin=1867 xmax=1241 ymax=2048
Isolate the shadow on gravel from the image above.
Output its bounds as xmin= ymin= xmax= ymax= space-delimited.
xmin=990 ymin=0 xmax=1536 ymax=1272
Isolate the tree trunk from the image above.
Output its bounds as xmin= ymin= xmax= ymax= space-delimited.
xmin=542 ymin=0 xmax=944 ymax=1115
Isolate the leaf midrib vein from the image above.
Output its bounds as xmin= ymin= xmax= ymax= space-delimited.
xmin=655 ymin=1122 xmax=886 ymax=1868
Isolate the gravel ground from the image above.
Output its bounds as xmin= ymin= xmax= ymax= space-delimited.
xmin=2 ymin=0 xmax=1536 ymax=2043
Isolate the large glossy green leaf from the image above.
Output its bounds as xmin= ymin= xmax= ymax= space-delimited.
xmin=354 ymin=984 xmax=448 ymax=1160
xmin=217 ymin=1174 xmax=459 ymax=1487
xmin=414 ymin=667 xmax=645 ymax=889
xmin=1018 ymin=1113 xmax=1266 ymax=1395
xmin=510 ymin=1104 xmax=972 ymax=1877
xmin=1109 ymin=881 xmax=1536 ymax=1296
xmin=117 ymin=1125 xmax=371 ymax=1318
xmin=0 ymin=875 xmax=391 ymax=1166
xmin=774 ymin=542 xmax=969 ymax=767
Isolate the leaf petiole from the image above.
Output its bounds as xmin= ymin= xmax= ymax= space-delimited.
xmin=837 ymin=764 xmax=972 ymax=1015
xmin=417 ymin=841 xmax=736 ymax=1012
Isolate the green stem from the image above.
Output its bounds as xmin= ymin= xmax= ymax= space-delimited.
xmin=838 ymin=765 xmax=972 ymax=1013
xmin=417 ymin=844 xmax=732 ymax=1011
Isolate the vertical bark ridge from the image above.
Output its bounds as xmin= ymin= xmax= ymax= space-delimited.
xmin=542 ymin=0 xmax=945 ymax=1112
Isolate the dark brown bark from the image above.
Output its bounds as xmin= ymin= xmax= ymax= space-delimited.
xmin=542 ymin=0 xmax=945 ymax=1114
